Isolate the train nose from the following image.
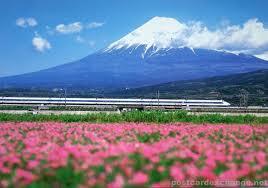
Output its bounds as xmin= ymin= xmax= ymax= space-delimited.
xmin=222 ymin=100 xmax=231 ymax=106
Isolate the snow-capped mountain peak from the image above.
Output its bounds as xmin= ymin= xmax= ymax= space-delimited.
xmin=105 ymin=16 xmax=187 ymax=52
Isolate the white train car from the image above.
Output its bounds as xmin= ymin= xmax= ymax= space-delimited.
xmin=0 ymin=97 xmax=230 ymax=107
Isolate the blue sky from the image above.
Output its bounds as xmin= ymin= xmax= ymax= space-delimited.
xmin=0 ymin=0 xmax=268 ymax=77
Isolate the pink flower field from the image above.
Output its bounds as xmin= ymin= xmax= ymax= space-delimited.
xmin=0 ymin=122 xmax=267 ymax=187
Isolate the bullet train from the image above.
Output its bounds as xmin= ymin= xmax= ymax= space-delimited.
xmin=0 ymin=97 xmax=230 ymax=107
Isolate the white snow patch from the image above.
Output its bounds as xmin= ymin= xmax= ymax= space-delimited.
xmin=105 ymin=17 xmax=187 ymax=53
xmin=255 ymin=51 xmax=268 ymax=61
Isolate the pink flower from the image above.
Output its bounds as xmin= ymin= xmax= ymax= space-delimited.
xmin=0 ymin=166 xmax=10 ymax=174
xmin=15 ymin=169 xmax=37 ymax=184
xmin=27 ymin=160 xmax=39 ymax=170
xmin=0 ymin=146 xmax=6 ymax=155
xmin=107 ymin=175 xmax=124 ymax=188
xmin=170 ymin=165 xmax=185 ymax=181
xmin=200 ymin=166 xmax=216 ymax=180
xmin=239 ymin=163 xmax=251 ymax=176
xmin=205 ymin=157 xmax=216 ymax=168
xmin=217 ymin=169 xmax=238 ymax=181
xmin=157 ymin=166 xmax=165 ymax=173
xmin=152 ymin=181 xmax=171 ymax=188
xmin=130 ymin=172 xmax=148 ymax=185
xmin=6 ymin=155 xmax=20 ymax=166
xmin=0 ymin=180 xmax=9 ymax=188
xmin=256 ymin=151 xmax=266 ymax=166
xmin=0 ymin=122 xmax=267 ymax=187
xmin=186 ymin=164 xmax=199 ymax=178
xmin=105 ymin=164 xmax=113 ymax=173
xmin=48 ymin=147 xmax=68 ymax=168
xmin=122 ymin=166 xmax=133 ymax=177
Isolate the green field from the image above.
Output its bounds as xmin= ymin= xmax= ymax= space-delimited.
xmin=0 ymin=110 xmax=267 ymax=124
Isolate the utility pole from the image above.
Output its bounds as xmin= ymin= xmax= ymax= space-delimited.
xmin=157 ymin=90 xmax=160 ymax=109
xmin=239 ymin=89 xmax=248 ymax=107
xmin=59 ymin=88 xmax=67 ymax=106
xmin=64 ymin=88 xmax=67 ymax=107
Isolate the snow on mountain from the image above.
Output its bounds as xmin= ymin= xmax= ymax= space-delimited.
xmin=104 ymin=16 xmax=247 ymax=58
xmin=105 ymin=16 xmax=268 ymax=62
xmin=105 ymin=17 xmax=187 ymax=53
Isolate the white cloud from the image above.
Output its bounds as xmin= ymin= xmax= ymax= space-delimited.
xmin=86 ymin=22 xmax=105 ymax=29
xmin=55 ymin=21 xmax=105 ymax=34
xmin=27 ymin=18 xmax=38 ymax=26
xmin=16 ymin=17 xmax=38 ymax=27
xmin=221 ymin=19 xmax=268 ymax=51
xmin=32 ymin=33 xmax=51 ymax=52
xmin=163 ymin=18 xmax=268 ymax=60
xmin=55 ymin=22 xmax=83 ymax=34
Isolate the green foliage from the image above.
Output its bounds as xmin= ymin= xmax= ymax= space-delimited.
xmin=214 ymin=163 xmax=229 ymax=175
xmin=55 ymin=166 xmax=84 ymax=187
xmin=28 ymin=162 xmax=84 ymax=188
xmin=106 ymin=166 xmax=121 ymax=182
xmin=129 ymin=153 xmax=149 ymax=171
xmin=149 ymin=168 xmax=169 ymax=183
xmin=0 ymin=105 xmax=33 ymax=111
xmin=91 ymin=165 xmax=105 ymax=176
xmin=0 ymin=110 xmax=267 ymax=124
xmin=136 ymin=132 xmax=162 ymax=143
xmin=168 ymin=131 xmax=177 ymax=137
xmin=195 ymin=156 xmax=206 ymax=169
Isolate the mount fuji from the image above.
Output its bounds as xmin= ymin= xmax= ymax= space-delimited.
xmin=1 ymin=17 xmax=268 ymax=89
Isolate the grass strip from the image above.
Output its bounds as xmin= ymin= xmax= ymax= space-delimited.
xmin=0 ymin=110 xmax=267 ymax=124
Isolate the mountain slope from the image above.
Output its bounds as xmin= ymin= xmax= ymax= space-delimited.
xmin=111 ymin=69 xmax=268 ymax=106
xmin=0 ymin=17 xmax=268 ymax=89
